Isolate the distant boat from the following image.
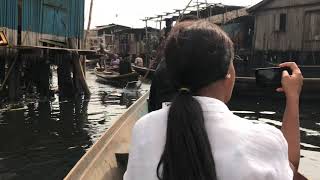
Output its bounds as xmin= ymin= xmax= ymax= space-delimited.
xmin=94 ymin=67 xmax=139 ymax=87
xmin=85 ymin=59 xmax=98 ymax=68
xmin=132 ymin=64 xmax=156 ymax=79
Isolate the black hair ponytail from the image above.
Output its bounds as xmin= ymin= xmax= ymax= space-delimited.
xmin=157 ymin=89 xmax=217 ymax=180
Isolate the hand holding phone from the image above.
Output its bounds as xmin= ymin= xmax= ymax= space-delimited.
xmin=255 ymin=67 xmax=292 ymax=88
xmin=276 ymin=62 xmax=303 ymax=98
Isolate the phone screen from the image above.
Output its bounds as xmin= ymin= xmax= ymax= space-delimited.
xmin=255 ymin=67 xmax=291 ymax=88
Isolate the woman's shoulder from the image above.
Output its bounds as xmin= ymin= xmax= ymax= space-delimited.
xmin=136 ymin=108 xmax=168 ymax=125
xmin=221 ymin=116 xmax=292 ymax=178
xmin=132 ymin=108 xmax=169 ymax=138
xmin=233 ymin=116 xmax=289 ymax=155
xmin=220 ymin=114 xmax=288 ymax=151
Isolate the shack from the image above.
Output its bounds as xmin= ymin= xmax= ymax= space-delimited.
xmin=0 ymin=0 xmax=84 ymax=47
xmin=248 ymin=0 xmax=320 ymax=65
xmin=114 ymin=27 xmax=160 ymax=58
xmin=87 ymin=24 xmax=130 ymax=51
xmin=0 ymin=0 xmax=91 ymax=102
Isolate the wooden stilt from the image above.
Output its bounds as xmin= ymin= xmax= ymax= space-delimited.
xmin=38 ymin=61 xmax=50 ymax=97
xmin=0 ymin=54 xmax=5 ymax=84
xmin=72 ymin=53 xmax=82 ymax=94
xmin=57 ymin=58 xmax=74 ymax=99
xmin=8 ymin=55 xmax=20 ymax=102
xmin=81 ymin=55 xmax=86 ymax=77
xmin=68 ymin=38 xmax=90 ymax=96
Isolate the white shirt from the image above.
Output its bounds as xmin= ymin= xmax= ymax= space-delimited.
xmin=124 ymin=96 xmax=293 ymax=180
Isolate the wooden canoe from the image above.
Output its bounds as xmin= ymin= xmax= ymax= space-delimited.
xmin=132 ymin=64 xmax=156 ymax=79
xmin=65 ymin=90 xmax=309 ymax=180
xmin=94 ymin=68 xmax=139 ymax=87
xmin=64 ymin=91 xmax=149 ymax=180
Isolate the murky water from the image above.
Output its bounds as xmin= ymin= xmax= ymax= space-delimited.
xmin=229 ymin=96 xmax=320 ymax=151
xmin=0 ymin=69 xmax=145 ymax=180
xmin=0 ymin=70 xmax=319 ymax=179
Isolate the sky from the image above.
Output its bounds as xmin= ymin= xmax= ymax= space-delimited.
xmin=84 ymin=0 xmax=262 ymax=29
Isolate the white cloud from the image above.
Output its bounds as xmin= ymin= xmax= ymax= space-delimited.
xmin=84 ymin=0 xmax=262 ymax=29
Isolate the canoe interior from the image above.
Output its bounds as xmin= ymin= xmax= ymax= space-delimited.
xmin=94 ymin=68 xmax=139 ymax=87
xmin=64 ymin=92 xmax=149 ymax=180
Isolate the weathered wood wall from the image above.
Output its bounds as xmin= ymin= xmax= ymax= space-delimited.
xmin=207 ymin=8 xmax=248 ymax=24
xmin=253 ymin=1 xmax=320 ymax=52
xmin=263 ymin=0 xmax=320 ymax=9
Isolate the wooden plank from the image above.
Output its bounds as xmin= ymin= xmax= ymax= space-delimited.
xmin=0 ymin=45 xmax=97 ymax=55
xmin=207 ymin=8 xmax=248 ymax=24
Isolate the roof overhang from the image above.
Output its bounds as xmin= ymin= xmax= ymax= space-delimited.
xmin=248 ymin=0 xmax=273 ymax=13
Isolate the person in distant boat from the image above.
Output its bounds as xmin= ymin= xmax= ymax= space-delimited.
xmin=124 ymin=20 xmax=303 ymax=180
xmin=148 ymin=15 xmax=199 ymax=112
xmin=110 ymin=54 xmax=120 ymax=68
xmin=134 ymin=55 xmax=144 ymax=67
xmin=119 ymin=55 xmax=133 ymax=75
xmin=148 ymin=50 xmax=158 ymax=69
xmin=97 ymin=44 xmax=108 ymax=68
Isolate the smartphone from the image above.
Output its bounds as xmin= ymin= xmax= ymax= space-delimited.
xmin=255 ymin=67 xmax=292 ymax=88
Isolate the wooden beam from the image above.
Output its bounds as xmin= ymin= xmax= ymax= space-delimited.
xmin=0 ymin=46 xmax=97 ymax=55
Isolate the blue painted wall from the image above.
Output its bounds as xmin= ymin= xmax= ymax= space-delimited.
xmin=0 ymin=0 xmax=84 ymax=39
xmin=0 ymin=1 xmax=18 ymax=29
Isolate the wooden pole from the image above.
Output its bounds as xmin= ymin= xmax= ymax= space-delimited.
xmin=8 ymin=54 xmax=20 ymax=102
xmin=144 ymin=19 xmax=150 ymax=67
xmin=178 ymin=0 xmax=193 ymax=20
xmin=81 ymin=55 xmax=86 ymax=77
xmin=159 ymin=16 xmax=163 ymax=31
xmin=0 ymin=52 xmax=18 ymax=92
xmin=0 ymin=53 xmax=5 ymax=85
xmin=197 ymin=0 xmax=199 ymax=18
xmin=38 ymin=50 xmax=50 ymax=98
xmin=17 ymin=0 xmax=22 ymax=45
xmin=84 ymin=0 xmax=94 ymax=49
xmin=68 ymin=38 xmax=90 ymax=96
xmin=57 ymin=58 xmax=74 ymax=99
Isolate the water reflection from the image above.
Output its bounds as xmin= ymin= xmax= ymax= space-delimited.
xmin=0 ymin=69 xmax=139 ymax=180
xmin=0 ymin=95 xmax=91 ymax=180
xmin=229 ymin=96 xmax=320 ymax=152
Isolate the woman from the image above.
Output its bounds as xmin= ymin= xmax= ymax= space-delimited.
xmin=124 ymin=20 xmax=303 ymax=180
